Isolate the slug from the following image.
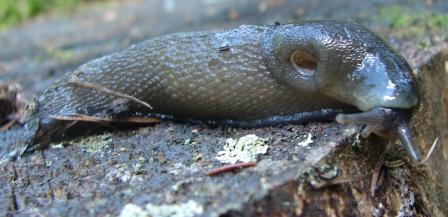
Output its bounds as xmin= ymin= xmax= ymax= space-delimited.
xmin=21 ymin=21 xmax=421 ymax=161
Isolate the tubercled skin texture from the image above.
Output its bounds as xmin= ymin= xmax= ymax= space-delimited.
xmin=23 ymin=21 xmax=420 ymax=161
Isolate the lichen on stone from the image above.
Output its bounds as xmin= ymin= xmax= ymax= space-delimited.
xmin=216 ymin=134 xmax=268 ymax=164
xmin=106 ymin=163 xmax=132 ymax=183
xmin=145 ymin=200 xmax=204 ymax=217
xmin=50 ymin=132 xmax=112 ymax=153
xmin=117 ymin=196 xmax=204 ymax=217
xmin=119 ymin=204 xmax=148 ymax=217
xmin=77 ymin=133 xmax=112 ymax=153
xmin=298 ymin=133 xmax=313 ymax=147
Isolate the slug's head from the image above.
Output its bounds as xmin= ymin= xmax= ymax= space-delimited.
xmin=267 ymin=22 xmax=421 ymax=161
xmin=315 ymin=49 xmax=419 ymax=112
xmin=329 ymin=52 xmax=422 ymax=162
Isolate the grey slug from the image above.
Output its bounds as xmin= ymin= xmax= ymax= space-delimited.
xmin=22 ymin=21 xmax=421 ymax=161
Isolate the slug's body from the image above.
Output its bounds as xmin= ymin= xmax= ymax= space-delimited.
xmin=24 ymin=21 xmax=421 ymax=161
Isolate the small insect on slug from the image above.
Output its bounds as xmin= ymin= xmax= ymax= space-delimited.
xmin=20 ymin=21 xmax=420 ymax=161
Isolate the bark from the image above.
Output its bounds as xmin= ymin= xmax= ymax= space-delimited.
xmin=0 ymin=0 xmax=447 ymax=216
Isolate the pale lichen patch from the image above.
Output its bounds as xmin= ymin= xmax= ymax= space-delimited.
xmin=216 ymin=134 xmax=268 ymax=164
xmin=106 ymin=164 xmax=132 ymax=183
xmin=119 ymin=204 xmax=148 ymax=217
xmin=118 ymin=192 xmax=204 ymax=217
xmin=298 ymin=133 xmax=313 ymax=147
xmin=77 ymin=133 xmax=112 ymax=153
xmin=50 ymin=132 xmax=112 ymax=153
xmin=145 ymin=200 xmax=204 ymax=217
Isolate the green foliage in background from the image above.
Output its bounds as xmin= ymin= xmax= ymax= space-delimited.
xmin=0 ymin=0 xmax=81 ymax=31
xmin=373 ymin=5 xmax=448 ymax=45
xmin=375 ymin=5 xmax=448 ymax=29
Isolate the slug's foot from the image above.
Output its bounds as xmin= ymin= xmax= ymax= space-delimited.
xmin=335 ymin=107 xmax=422 ymax=162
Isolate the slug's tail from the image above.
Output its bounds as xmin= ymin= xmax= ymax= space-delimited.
xmin=335 ymin=107 xmax=422 ymax=162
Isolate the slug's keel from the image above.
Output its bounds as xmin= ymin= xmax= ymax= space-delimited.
xmin=335 ymin=107 xmax=421 ymax=162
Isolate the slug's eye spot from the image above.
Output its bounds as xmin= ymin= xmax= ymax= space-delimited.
xmin=290 ymin=50 xmax=317 ymax=77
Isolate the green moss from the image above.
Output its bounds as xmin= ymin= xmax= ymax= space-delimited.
xmin=46 ymin=47 xmax=75 ymax=60
xmin=376 ymin=6 xmax=414 ymax=29
xmin=373 ymin=5 xmax=448 ymax=44
xmin=427 ymin=14 xmax=448 ymax=29
xmin=375 ymin=5 xmax=448 ymax=30
xmin=0 ymin=0 xmax=84 ymax=31
xmin=0 ymin=0 xmax=22 ymax=30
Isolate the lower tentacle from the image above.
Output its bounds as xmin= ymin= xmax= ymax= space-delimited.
xmin=335 ymin=107 xmax=421 ymax=162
